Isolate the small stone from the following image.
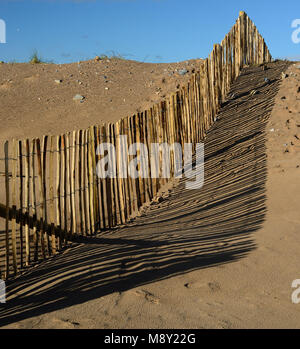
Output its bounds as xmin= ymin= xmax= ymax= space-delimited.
xmin=73 ymin=94 xmax=84 ymax=101
xmin=270 ymin=128 xmax=275 ymax=132
xmin=285 ymin=146 xmax=294 ymax=154
xmin=281 ymin=96 xmax=286 ymax=100
xmin=281 ymin=72 xmax=288 ymax=79
xmin=55 ymin=79 xmax=62 ymax=84
xmin=178 ymin=69 xmax=188 ymax=76
xmin=105 ymin=87 xmax=109 ymax=90
xmin=297 ymin=86 xmax=300 ymax=93
xmin=264 ymin=78 xmax=270 ymax=84
xmin=295 ymin=134 xmax=300 ymax=140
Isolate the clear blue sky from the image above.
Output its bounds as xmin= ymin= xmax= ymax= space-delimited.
xmin=0 ymin=0 xmax=299 ymax=64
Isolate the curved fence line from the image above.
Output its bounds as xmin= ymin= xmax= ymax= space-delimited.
xmin=0 ymin=11 xmax=272 ymax=279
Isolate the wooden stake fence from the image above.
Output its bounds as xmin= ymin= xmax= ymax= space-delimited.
xmin=0 ymin=11 xmax=272 ymax=279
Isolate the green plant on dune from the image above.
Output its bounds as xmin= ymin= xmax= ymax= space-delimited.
xmin=96 ymin=51 xmax=127 ymax=60
xmin=29 ymin=51 xmax=44 ymax=64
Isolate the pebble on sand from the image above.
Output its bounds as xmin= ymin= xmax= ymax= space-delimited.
xmin=178 ymin=69 xmax=188 ymax=76
xmin=73 ymin=94 xmax=85 ymax=101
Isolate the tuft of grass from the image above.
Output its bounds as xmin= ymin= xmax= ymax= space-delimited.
xmin=29 ymin=51 xmax=54 ymax=64
xmin=29 ymin=51 xmax=48 ymax=64
xmin=96 ymin=51 xmax=127 ymax=60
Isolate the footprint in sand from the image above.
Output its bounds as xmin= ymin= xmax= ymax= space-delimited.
xmin=24 ymin=75 xmax=40 ymax=83
xmin=49 ymin=318 xmax=80 ymax=329
xmin=185 ymin=281 xmax=221 ymax=293
xmin=0 ymin=82 xmax=12 ymax=90
xmin=208 ymin=281 xmax=221 ymax=293
xmin=184 ymin=281 xmax=207 ymax=290
xmin=134 ymin=289 xmax=160 ymax=304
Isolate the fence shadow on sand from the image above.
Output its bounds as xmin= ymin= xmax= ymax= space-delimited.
xmin=0 ymin=61 xmax=289 ymax=327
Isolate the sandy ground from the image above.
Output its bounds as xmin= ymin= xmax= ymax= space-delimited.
xmin=0 ymin=58 xmax=201 ymax=227
xmin=0 ymin=58 xmax=200 ymax=148
xmin=0 ymin=60 xmax=300 ymax=329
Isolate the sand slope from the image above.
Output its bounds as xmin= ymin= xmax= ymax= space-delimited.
xmin=1 ymin=60 xmax=300 ymax=329
xmin=0 ymin=58 xmax=200 ymax=147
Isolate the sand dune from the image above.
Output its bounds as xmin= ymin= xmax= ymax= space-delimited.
xmin=1 ymin=60 xmax=300 ymax=328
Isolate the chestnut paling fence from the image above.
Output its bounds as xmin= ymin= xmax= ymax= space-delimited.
xmin=0 ymin=11 xmax=272 ymax=280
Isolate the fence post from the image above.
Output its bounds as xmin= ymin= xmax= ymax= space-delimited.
xmin=11 ymin=139 xmax=18 ymax=275
xmin=4 ymin=141 xmax=10 ymax=279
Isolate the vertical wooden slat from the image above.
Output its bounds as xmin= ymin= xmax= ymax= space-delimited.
xmin=70 ymin=131 xmax=77 ymax=235
xmin=138 ymin=112 xmax=147 ymax=204
xmin=95 ymin=126 xmax=105 ymax=230
xmin=120 ymin=118 xmax=130 ymax=221
xmin=84 ymin=130 xmax=91 ymax=234
xmin=133 ymin=114 xmax=143 ymax=207
xmin=49 ymin=136 xmax=56 ymax=254
xmin=4 ymin=141 xmax=10 ymax=278
xmin=78 ymin=130 xmax=85 ymax=235
xmin=42 ymin=136 xmax=49 ymax=255
xmin=89 ymin=126 xmax=98 ymax=232
xmin=24 ymin=139 xmax=30 ymax=266
xmin=11 ymin=139 xmax=18 ymax=275
xmin=79 ymin=130 xmax=86 ymax=235
xmin=108 ymin=123 xmax=117 ymax=226
xmin=30 ymin=140 xmax=38 ymax=261
xmin=115 ymin=120 xmax=125 ymax=224
xmin=124 ymin=117 xmax=135 ymax=217
xmin=36 ymin=138 xmax=46 ymax=259
xmin=78 ymin=130 xmax=84 ymax=234
xmin=60 ymin=134 xmax=67 ymax=243
xmin=87 ymin=128 xmax=95 ymax=233
xmin=144 ymin=110 xmax=152 ymax=202
xmin=65 ymin=133 xmax=71 ymax=239
xmin=74 ymin=130 xmax=81 ymax=234
xmin=148 ymin=108 xmax=157 ymax=198
xmin=56 ymin=136 xmax=62 ymax=249
xmin=18 ymin=140 xmax=24 ymax=269
xmin=130 ymin=115 xmax=138 ymax=210
xmin=100 ymin=124 xmax=111 ymax=228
